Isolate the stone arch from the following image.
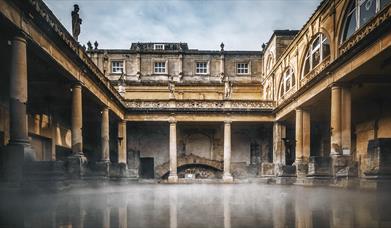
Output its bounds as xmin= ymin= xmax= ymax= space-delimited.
xmin=183 ymin=132 xmax=212 ymax=159
xmin=155 ymin=154 xmax=223 ymax=178
xmin=335 ymin=0 xmax=355 ymax=47
xmin=277 ymin=65 xmax=296 ymax=99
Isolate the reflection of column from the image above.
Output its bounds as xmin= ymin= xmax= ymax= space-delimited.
xmin=102 ymin=208 xmax=110 ymax=228
xmin=50 ymin=119 xmax=57 ymax=161
xmin=118 ymin=120 xmax=127 ymax=164
xmin=330 ymin=85 xmax=342 ymax=155
xmin=273 ymin=122 xmax=286 ymax=165
xmin=72 ymin=83 xmax=83 ymax=155
xmin=169 ymin=188 xmax=178 ymax=228
xmin=101 ymin=107 xmax=109 ymax=161
xmin=223 ymin=120 xmax=233 ymax=183
xmin=295 ymin=109 xmax=303 ymax=161
xmin=168 ymin=119 xmax=178 ymax=183
xmin=302 ymin=110 xmax=311 ymax=160
xmin=272 ymin=197 xmax=285 ymax=228
xmin=341 ymin=87 xmax=351 ymax=155
xmin=223 ymin=187 xmax=231 ymax=228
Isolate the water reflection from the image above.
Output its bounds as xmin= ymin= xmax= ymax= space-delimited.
xmin=0 ymin=184 xmax=390 ymax=228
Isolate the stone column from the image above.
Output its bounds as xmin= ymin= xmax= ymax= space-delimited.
xmin=341 ymin=86 xmax=351 ymax=155
xmin=273 ymin=122 xmax=286 ymax=165
xmin=330 ymin=85 xmax=342 ymax=155
xmin=223 ymin=120 xmax=233 ymax=183
xmin=295 ymin=109 xmax=303 ymax=161
xmin=168 ymin=119 xmax=178 ymax=183
xmin=302 ymin=110 xmax=311 ymax=160
xmin=71 ymin=83 xmax=83 ymax=156
xmin=101 ymin=107 xmax=109 ymax=161
xmin=8 ymin=35 xmax=32 ymax=154
xmin=118 ymin=120 xmax=127 ymax=164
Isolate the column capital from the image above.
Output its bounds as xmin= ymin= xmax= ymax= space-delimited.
xmin=169 ymin=114 xmax=176 ymax=124
xmin=224 ymin=120 xmax=232 ymax=124
xmin=72 ymin=81 xmax=83 ymax=89
xmin=12 ymin=30 xmax=28 ymax=42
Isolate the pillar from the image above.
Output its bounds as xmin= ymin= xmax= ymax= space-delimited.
xmin=168 ymin=119 xmax=178 ymax=183
xmin=223 ymin=120 xmax=233 ymax=183
xmin=295 ymin=109 xmax=303 ymax=161
xmin=341 ymin=87 xmax=351 ymax=155
xmin=101 ymin=107 xmax=109 ymax=161
xmin=273 ymin=122 xmax=286 ymax=165
xmin=71 ymin=83 xmax=83 ymax=156
xmin=302 ymin=110 xmax=311 ymax=160
xmin=330 ymin=85 xmax=342 ymax=155
xmin=118 ymin=120 xmax=127 ymax=164
xmin=9 ymin=35 xmax=29 ymax=147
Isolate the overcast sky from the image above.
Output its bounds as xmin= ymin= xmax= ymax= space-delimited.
xmin=44 ymin=0 xmax=322 ymax=51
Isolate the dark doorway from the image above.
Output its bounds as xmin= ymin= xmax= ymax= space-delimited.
xmin=139 ymin=157 xmax=154 ymax=179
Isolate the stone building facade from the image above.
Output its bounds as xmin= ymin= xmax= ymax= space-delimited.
xmin=0 ymin=0 xmax=390 ymax=188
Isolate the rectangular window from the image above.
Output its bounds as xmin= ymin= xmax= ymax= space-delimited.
xmin=111 ymin=61 xmax=124 ymax=74
xmin=154 ymin=62 xmax=166 ymax=74
xmin=196 ymin=62 xmax=208 ymax=74
xmin=154 ymin=44 xmax=164 ymax=50
xmin=237 ymin=63 xmax=249 ymax=74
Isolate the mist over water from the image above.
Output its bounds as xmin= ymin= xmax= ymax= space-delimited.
xmin=0 ymin=184 xmax=390 ymax=228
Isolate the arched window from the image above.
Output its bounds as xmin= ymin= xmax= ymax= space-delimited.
xmin=266 ymin=54 xmax=274 ymax=75
xmin=279 ymin=67 xmax=296 ymax=98
xmin=303 ymin=33 xmax=330 ymax=76
xmin=342 ymin=0 xmax=390 ymax=42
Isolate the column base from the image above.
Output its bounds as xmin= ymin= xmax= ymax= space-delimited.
xmin=223 ymin=173 xmax=234 ymax=183
xmin=93 ymin=160 xmax=110 ymax=177
xmin=295 ymin=160 xmax=308 ymax=178
xmin=168 ymin=174 xmax=178 ymax=183
xmin=3 ymin=143 xmax=35 ymax=182
xmin=67 ymin=154 xmax=87 ymax=178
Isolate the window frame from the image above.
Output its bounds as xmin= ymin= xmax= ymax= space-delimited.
xmin=154 ymin=44 xmax=165 ymax=50
xmin=195 ymin=61 xmax=209 ymax=75
xmin=153 ymin=60 xmax=168 ymax=74
xmin=279 ymin=67 xmax=296 ymax=98
xmin=111 ymin=60 xmax=125 ymax=74
xmin=341 ymin=0 xmax=389 ymax=42
xmin=236 ymin=62 xmax=251 ymax=75
xmin=303 ymin=33 xmax=330 ymax=77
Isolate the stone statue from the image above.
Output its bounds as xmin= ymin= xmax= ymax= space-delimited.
xmin=94 ymin=41 xmax=99 ymax=50
xmin=220 ymin=42 xmax=224 ymax=52
xmin=168 ymin=76 xmax=175 ymax=99
xmin=71 ymin=4 xmax=82 ymax=41
xmin=224 ymin=81 xmax=232 ymax=99
xmin=87 ymin=41 xmax=93 ymax=51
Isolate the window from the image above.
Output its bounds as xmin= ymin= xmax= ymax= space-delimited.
xmin=154 ymin=44 xmax=164 ymax=50
xmin=303 ymin=33 xmax=330 ymax=76
xmin=342 ymin=0 xmax=390 ymax=42
xmin=237 ymin=63 xmax=250 ymax=74
xmin=279 ymin=67 xmax=295 ymax=98
xmin=196 ymin=62 xmax=208 ymax=75
xmin=111 ymin=61 xmax=124 ymax=74
xmin=154 ymin=62 xmax=166 ymax=74
xmin=266 ymin=54 xmax=274 ymax=75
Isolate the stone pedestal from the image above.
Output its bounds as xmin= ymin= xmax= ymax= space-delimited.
xmin=260 ymin=162 xmax=275 ymax=176
xmin=275 ymin=164 xmax=296 ymax=177
xmin=308 ymin=156 xmax=331 ymax=177
xmin=67 ymin=155 xmax=87 ymax=178
xmin=295 ymin=160 xmax=308 ymax=178
xmin=331 ymin=155 xmax=351 ymax=176
xmin=92 ymin=160 xmax=110 ymax=177
xmin=365 ymin=138 xmax=391 ymax=177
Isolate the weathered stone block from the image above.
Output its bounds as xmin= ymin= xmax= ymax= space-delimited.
xmin=89 ymin=161 xmax=110 ymax=177
xmin=295 ymin=160 xmax=308 ymax=178
xmin=331 ymin=155 xmax=351 ymax=176
xmin=308 ymin=156 xmax=331 ymax=177
xmin=365 ymin=138 xmax=391 ymax=177
xmin=275 ymin=164 xmax=296 ymax=177
xmin=109 ymin=163 xmax=128 ymax=178
xmin=66 ymin=155 xmax=87 ymax=178
xmin=260 ymin=162 xmax=275 ymax=176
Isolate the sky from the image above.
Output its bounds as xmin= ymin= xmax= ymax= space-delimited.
xmin=44 ymin=0 xmax=322 ymax=51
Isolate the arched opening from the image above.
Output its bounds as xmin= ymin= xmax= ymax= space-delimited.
xmin=278 ymin=67 xmax=296 ymax=99
xmin=341 ymin=0 xmax=390 ymax=42
xmin=302 ymin=33 xmax=330 ymax=77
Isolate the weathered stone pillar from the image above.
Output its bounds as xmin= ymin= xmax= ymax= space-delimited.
xmin=101 ymin=107 xmax=109 ymax=161
xmin=223 ymin=120 xmax=233 ymax=183
xmin=68 ymin=83 xmax=86 ymax=177
xmin=273 ymin=122 xmax=286 ymax=165
xmin=8 ymin=34 xmax=36 ymax=160
xmin=302 ymin=110 xmax=311 ymax=160
xmin=295 ymin=109 xmax=303 ymax=161
xmin=168 ymin=118 xmax=178 ymax=183
xmin=118 ymin=120 xmax=127 ymax=164
xmin=330 ymin=85 xmax=342 ymax=155
xmin=71 ymin=83 xmax=83 ymax=155
xmin=341 ymin=86 xmax=351 ymax=155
